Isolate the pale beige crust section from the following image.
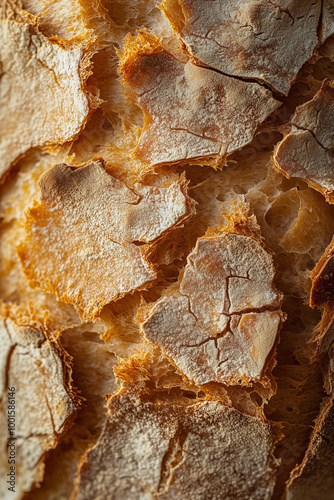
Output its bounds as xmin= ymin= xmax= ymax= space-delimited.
xmin=73 ymin=390 xmax=277 ymax=500
xmin=285 ymin=357 xmax=334 ymax=500
xmin=141 ymin=228 xmax=284 ymax=386
xmin=0 ymin=317 xmax=77 ymax=500
xmin=161 ymin=0 xmax=321 ymax=95
xmin=0 ymin=16 xmax=90 ymax=180
xmin=18 ymin=159 xmax=195 ymax=321
xmin=274 ymin=80 xmax=334 ymax=203
xmin=121 ymin=37 xmax=279 ymax=167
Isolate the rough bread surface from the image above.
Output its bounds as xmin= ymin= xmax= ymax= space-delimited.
xmin=0 ymin=318 xmax=77 ymax=500
xmin=274 ymin=80 xmax=334 ymax=204
xmin=0 ymin=15 xmax=90 ymax=179
xmin=74 ymin=390 xmax=276 ymax=500
xmin=142 ymin=228 xmax=284 ymax=386
xmin=122 ymin=37 xmax=279 ymax=166
xmin=285 ymin=357 xmax=334 ymax=500
xmin=0 ymin=1 xmax=334 ymax=499
xmin=161 ymin=0 xmax=322 ymax=95
xmin=18 ymin=159 xmax=195 ymax=321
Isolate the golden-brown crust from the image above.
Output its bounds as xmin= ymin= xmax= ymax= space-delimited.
xmin=140 ymin=222 xmax=284 ymax=387
xmin=1 ymin=1 xmax=334 ymax=498
xmin=284 ymin=357 xmax=334 ymax=500
xmin=273 ymin=80 xmax=334 ymax=204
xmin=311 ymin=239 xmax=334 ymax=308
xmin=120 ymin=31 xmax=279 ymax=168
xmin=0 ymin=11 xmax=95 ymax=182
xmin=0 ymin=316 xmax=78 ymax=499
xmin=18 ymin=159 xmax=195 ymax=321
xmin=73 ymin=387 xmax=278 ymax=500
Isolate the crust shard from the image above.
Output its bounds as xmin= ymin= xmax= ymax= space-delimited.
xmin=320 ymin=0 xmax=334 ymax=43
xmin=141 ymin=226 xmax=284 ymax=386
xmin=0 ymin=15 xmax=91 ymax=180
xmin=310 ymin=239 xmax=334 ymax=353
xmin=274 ymin=80 xmax=334 ymax=204
xmin=161 ymin=0 xmax=321 ymax=95
xmin=18 ymin=159 xmax=195 ymax=321
xmin=73 ymin=390 xmax=277 ymax=500
xmin=120 ymin=33 xmax=279 ymax=167
xmin=285 ymin=357 xmax=334 ymax=500
xmin=0 ymin=317 xmax=77 ymax=500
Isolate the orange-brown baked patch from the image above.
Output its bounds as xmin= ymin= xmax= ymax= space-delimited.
xmin=18 ymin=159 xmax=195 ymax=321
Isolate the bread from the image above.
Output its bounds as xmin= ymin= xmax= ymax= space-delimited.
xmin=0 ymin=1 xmax=334 ymax=499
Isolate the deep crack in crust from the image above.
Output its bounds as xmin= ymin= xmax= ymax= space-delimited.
xmin=17 ymin=159 xmax=195 ymax=321
xmin=73 ymin=389 xmax=277 ymax=500
xmin=0 ymin=317 xmax=78 ymax=500
xmin=161 ymin=0 xmax=322 ymax=96
xmin=120 ymin=31 xmax=280 ymax=167
xmin=141 ymin=224 xmax=284 ymax=387
xmin=274 ymin=79 xmax=334 ymax=204
xmin=0 ymin=11 xmax=93 ymax=181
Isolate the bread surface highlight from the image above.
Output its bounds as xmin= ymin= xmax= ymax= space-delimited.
xmin=0 ymin=1 xmax=334 ymax=499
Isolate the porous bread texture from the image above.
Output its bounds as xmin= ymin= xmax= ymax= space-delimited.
xmin=120 ymin=31 xmax=280 ymax=167
xmin=0 ymin=317 xmax=78 ymax=500
xmin=0 ymin=11 xmax=93 ymax=181
xmin=274 ymin=80 xmax=334 ymax=204
xmin=140 ymin=223 xmax=284 ymax=387
xmin=284 ymin=356 xmax=334 ymax=500
xmin=1 ymin=1 xmax=334 ymax=499
xmin=161 ymin=0 xmax=322 ymax=95
xmin=73 ymin=388 xmax=277 ymax=500
xmin=18 ymin=159 xmax=195 ymax=321
xmin=20 ymin=0 xmax=104 ymax=46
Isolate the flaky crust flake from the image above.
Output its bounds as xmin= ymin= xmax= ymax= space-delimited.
xmin=18 ymin=159 xmax=195 ymax=321
xmin=285 ymin=357 xmax=334 ymax=500
xmin=274 ymin=80 xmax=334 ymax=204
xmin=0 ymin=15 xmax=91 ymax=180
xmin=161 ymin=0 xmax=321 ymax=95
xmin=120 ymin=33 xmax=279 ymax=167
xmin=0 ymin=317 xmax=77 ymax=500
xmin=73 ymin=389 xmax=277 ymax=500
xmin=141 ymin=226 xmax=284 ymax=386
